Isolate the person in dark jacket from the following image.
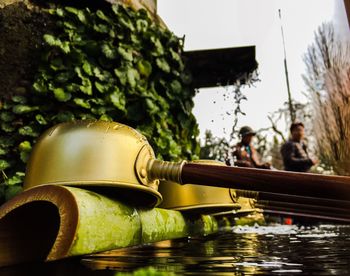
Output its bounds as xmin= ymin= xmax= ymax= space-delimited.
xmin=227 ymin=126 xmax=271 ymax=169
xmin=280 ymin=122 xmax=317 ymax=172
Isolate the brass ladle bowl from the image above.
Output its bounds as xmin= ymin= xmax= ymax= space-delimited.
xmin=24 ymin=120 xmax=165 ymax=207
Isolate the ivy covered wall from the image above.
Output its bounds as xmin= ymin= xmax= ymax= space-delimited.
xmin=0 ymin=1 xmax=200 ymax=202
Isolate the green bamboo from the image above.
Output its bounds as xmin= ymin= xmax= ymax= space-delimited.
xmin=0 ymin=185 xmax=222 ymax=267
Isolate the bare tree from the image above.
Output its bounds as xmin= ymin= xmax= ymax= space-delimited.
xmin=303 ymin=22 xmax=350 ymax=175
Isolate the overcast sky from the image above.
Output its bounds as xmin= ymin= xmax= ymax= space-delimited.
xmin=158 ymin=0 xmax=349 ymax=141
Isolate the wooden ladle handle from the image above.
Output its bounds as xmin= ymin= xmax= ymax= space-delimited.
xmin=181 ymin=163 xmax=350 ymax=201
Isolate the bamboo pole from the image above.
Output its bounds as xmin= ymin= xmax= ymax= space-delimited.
xmin=0 ymin=185 xmax=221 ymax=267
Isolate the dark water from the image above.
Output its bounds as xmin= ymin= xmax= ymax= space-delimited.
xmin=2 ymin=224 xmax=350 ymax=275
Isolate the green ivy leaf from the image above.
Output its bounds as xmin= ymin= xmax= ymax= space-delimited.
xmin=80 ymin=78 xmax=92 ymax=95
xmin=18 ymin=141 xmax=32 ymax=152
xmin=63 ymin=20 xmax=77 ymax=30
xmin=95 ymin=81 xmax=106 ymax=93
xmin=156 ymin=58 xmax=170 ymax=73
xmin=12 ymin=105 xmax=38 ymax=114
xmin=0 ymin=159 xmax=10 ymax=170
xmin=65 ymin=7 xmax=88 ymax=24
xmin=35 ymin=114 xmax=48 ymax=125
xmin=114 ymin=68 xmax=127 ymax=85
xmin=90 ymin=98 xmax=105 ymax=105
xmin=119 ymin=16 xmax=135 ymax=31
xmin=146 ymin=98 xmax=160 ymax=114
xmin=127 ymin=68 xmax=140 ymax=88
xmin=59 ymin=41 xmax=71 ymax=54
xmin=18 ymin=126 xmax=39 ymax=137
xmin=11 ymin=95 xmax=27 ymax=104
xmin=74 ymin=98 xmax=91 ymax=109
xmin=43 ymin=34 xmax=61 ymax=46
xmin=101 ymin=43 xmax=117 ymax=59
xmin=110 ymin=87 xmax=126 ymax=111
xmin=53 ymin=87 xmax=72 ymax=102
xmin=93 ymin=67 xmax=112 ymax=82
xmin=43 ymin=35 xmax=70 ymax=54
xmin=77 ymin=10 xmax=88 ymax=24
xmin=170 ymin=48 xmax=182 ymax=63
xmin=93 ymin=24 xmax=109 ymax=33
xmin=136 ymin=19 xmax=148 ymax=33
xmin=118 ymin=46 xmax=133 ymax=61
xmin=109 ymin=29 xmax=116 ymax=38
xmin=33 ymin=79 xmax=48 ymax=94
xmin=6 ymin=172 xmax=25 ymax=186
xmin=75 ymin=67 xmax=92 ymax=95
xmin=137 ymin=60 xmax=152 ymax=77
xmin=96 ymin=10 xmax=112 ymax=23
xmin=56 ymin=7 xmax=65 ymax=17
xmin=82 ymin=61 xmax=93 ymax=76
xmin=111 ymin=4 xmax=120 ymax=16
xmin=151 ymin=37 xmax=164 ymax=56
xmin=99 ymin=114 xmax=113 ymax=121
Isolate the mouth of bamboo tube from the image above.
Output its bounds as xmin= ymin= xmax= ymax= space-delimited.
xmin=0 ymin=201 xmax=60 ymax=266
xmin=0 ymin=185 xmax=79 ymax=267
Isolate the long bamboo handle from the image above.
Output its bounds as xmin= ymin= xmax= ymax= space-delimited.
xmin=181 ymin=163 xmax=350 ymax=201
xmin=256 ymin=200 xmax=350 ymax=217
xmin=236 ymin=190 xmax=350 ymax=209
xmin=262 ymin=209 xmax=350 ymax=223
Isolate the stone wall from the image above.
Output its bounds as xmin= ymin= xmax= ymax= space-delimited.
xmin=0 ymin=0 xmax=160 ymax=99
xmin=0 ymin=1 xmax=54 ymax=98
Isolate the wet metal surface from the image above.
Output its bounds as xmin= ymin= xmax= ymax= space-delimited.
xmin=2 ymin=224 xmax=350 ymax=275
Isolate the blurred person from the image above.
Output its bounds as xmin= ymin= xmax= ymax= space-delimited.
xmin=280 ymin=122 xmax=317 ymax=172
xmin=227 ymin=126 xmax=271 ymax=169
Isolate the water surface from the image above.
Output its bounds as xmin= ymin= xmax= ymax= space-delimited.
xmin=2 ymin=224 xmax=350 ymax=275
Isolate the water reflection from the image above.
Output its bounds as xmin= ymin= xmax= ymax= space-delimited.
xmin=2 ymin=224 xmax=350 ymax=275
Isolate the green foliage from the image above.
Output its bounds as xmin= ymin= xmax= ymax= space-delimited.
xmin=0 ymin=3 xmax=200 ymax=203
xmin=199 ymin=130 xmax=230 ymax=163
